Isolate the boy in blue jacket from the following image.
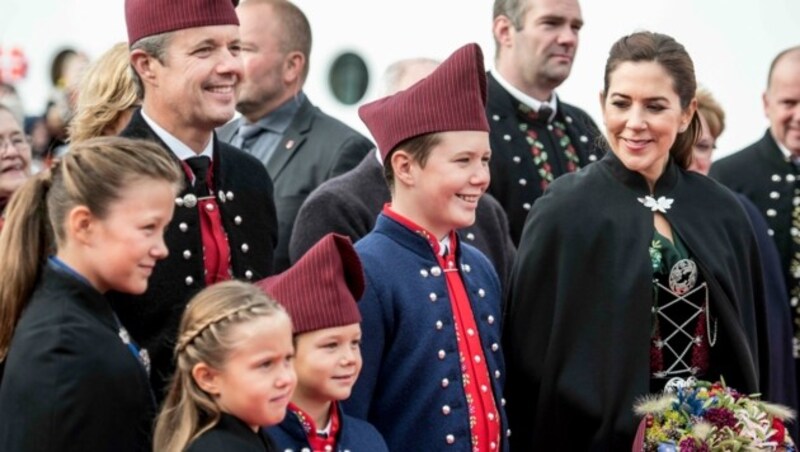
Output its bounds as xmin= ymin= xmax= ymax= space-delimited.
xmin=343 ymin=43 xmax=509 ymax=451
xmin=259 ymin=233 xmax=388 ymax=452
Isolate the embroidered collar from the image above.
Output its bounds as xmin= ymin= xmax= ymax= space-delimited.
xmin=288 ymin=401 xmax=340 ymax=449
xmin=381 ymin=204 xmax=458 ymax=257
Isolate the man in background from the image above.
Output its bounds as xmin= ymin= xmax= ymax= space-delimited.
xmin=489 ymin=0 xmax=603 ymax=244
xmin=219 ymin=0 xmax=373 ymax=272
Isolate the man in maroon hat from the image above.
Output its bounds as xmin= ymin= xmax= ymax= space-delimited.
xmin=256 ymin=233 xmax=388 ymax=451
xmin=344 ymin=43 xmax=509 ymax=452
xmin=110 ymin=0 xmax=278 ymax=402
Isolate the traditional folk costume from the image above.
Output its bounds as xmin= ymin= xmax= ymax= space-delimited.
xmin=505 ymin=151 xmax=765 ymax=450
xmin=111 ymin=0 xmax=278 ymax=402
xmin=289 ymin=150 xmax=516 ymax=295
xmin=268 ymin=403 xmax=388 ymax=452
xmin=711 ymin=131 xmax=800 ymax=412
xmin=257 ymin=233 xmax=388 ymax=452
xmin=485 ymin=70 xmax=604 ymax=245
xmin=343 ymin=44 xmax=509 ymax=451
xmin=0 ymin=260 xmax=154 ymax=452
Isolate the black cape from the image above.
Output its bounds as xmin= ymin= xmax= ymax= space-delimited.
xmin=503 ymin=152 xmax=764 ymax=450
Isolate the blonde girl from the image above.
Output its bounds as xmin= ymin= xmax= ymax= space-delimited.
xmin=0 ymin=136 xmax=182 ymax=451
xmin=154 ymin=281 xmax=296 ymax=452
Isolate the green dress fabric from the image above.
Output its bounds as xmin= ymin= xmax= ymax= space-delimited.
xmin=649 ymin=229 xmax=714 ymax=392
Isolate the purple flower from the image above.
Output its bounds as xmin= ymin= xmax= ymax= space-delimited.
xmin=678 ymin=438 xmax=709 ymax=452
xmin=704 ymin=407 xmax=736 ymax=429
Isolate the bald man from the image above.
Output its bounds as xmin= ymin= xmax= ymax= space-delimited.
xmin=710 ymin=45 xmax=800 ymax=415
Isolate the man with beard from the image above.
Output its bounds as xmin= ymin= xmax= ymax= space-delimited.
xmin=489 ymin=0 xmax=603 ymax=244
xmin=218 ymin=0 xmax=373 ymax=272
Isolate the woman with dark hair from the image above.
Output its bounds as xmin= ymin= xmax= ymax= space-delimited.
xmin=503 ymin=31 xmax=765 ymax=450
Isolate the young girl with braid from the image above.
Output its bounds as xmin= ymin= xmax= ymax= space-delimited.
xmin=154 ymin=281 xmax=296 ymax=452
xmin=0 ymin=136 xmax=182 ymax=452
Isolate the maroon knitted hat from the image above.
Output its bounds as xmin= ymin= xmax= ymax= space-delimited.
xmin=125 ymin=0 xmax=240 ymax=46
xmin=359 ymin=43 xmax=489 ymax=161
xmin=256 ymin=234 xmax=364 ymax=335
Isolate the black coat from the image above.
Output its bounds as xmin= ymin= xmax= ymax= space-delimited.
xmin=218 ymin=95 xmax=373 ymax=271
xmin=289 ymin=152 xmax=517 ymax=295
xmin=0 ymin=263 xmax=155 ymax=452
xmin=187 ymin=414 xmax=277 ymax=452
xmin=486 ymin=72 xmax=604 ymax=245
xmin=710 ymin=132 xmax=796 ymax=283
xmin=710 ymin=131 xmax=799 ymax=429
xmin=111 ymin=110 xmax=278 ymax=400
xmin=504 ymin=152 xmax=764 ymax=450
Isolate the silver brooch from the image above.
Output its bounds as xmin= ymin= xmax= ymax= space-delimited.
xmin=668 ymin=258 xmax=697 ymax=295
xmin=637 ymin=195 xmax=673 ymax=213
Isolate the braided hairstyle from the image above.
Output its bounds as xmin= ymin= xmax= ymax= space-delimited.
xmin=153 ymin=280 xmax=291 ymax=452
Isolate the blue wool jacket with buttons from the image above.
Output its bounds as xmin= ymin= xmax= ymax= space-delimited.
xmin=344 ymin=214 xmax=509 ymax=451
xmin=266 ymin=404 xmax=389 ymax=452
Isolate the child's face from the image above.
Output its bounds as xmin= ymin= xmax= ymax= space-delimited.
xmin=78 ymin=178 xmax=175 ymax=294
xmin=292 ymin=323 xmax=362 ymax=407
xmin=403 ymin=130 xmax=491 ymax=239
xmin=212 ymin=313 xmax=297 ymax=429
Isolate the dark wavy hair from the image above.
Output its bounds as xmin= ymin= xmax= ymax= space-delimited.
xmin=602 ymin=31 xmax=700 ymax=169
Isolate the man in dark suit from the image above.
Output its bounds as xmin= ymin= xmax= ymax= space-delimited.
xmin=111 ymin=0 xmax=278 ymax=402
xmin=218 ymin=0 xmax=373 ymax=272
xmin=489 ymin=0 xmax=603 ymax=245
xmin=710 ymin=46 xmax=800 ymax=382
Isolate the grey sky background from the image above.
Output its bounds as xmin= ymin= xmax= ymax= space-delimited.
xmin=2 ymin=0 xmax=798 ymax=159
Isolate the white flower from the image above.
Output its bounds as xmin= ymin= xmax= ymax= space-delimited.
xmin=637 ymin=195 xmax=674 ymax=213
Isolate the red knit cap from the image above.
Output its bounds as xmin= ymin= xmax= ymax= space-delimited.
xmin=359 ymin=43 xmax=489 ymax=161
xmin=256 ymin=234 xmax=364 ymax=335
xmin=125 ymin=0 xmax=240 ymax=46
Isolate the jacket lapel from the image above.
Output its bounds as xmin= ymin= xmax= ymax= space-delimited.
xmin=265 ymin=97 xmax=314 ymax=181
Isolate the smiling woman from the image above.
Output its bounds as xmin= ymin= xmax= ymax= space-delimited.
xmin=601 ymin=60 xmax=695 ymax=187
xmin=504 ymin=31 xmax=768 ymax=450
xmin=0 ymin=105 xmax=31 ymax=222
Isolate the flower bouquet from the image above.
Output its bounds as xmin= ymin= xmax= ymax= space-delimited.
xmin=632 ymin=377 xmax=796 ymax=451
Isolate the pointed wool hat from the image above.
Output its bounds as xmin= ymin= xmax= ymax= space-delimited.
xmin=125 ymin=0 xmax=239 ymax=46
xmin=359 ymin=42 xmax=489 ymax=161
xmin=256 ymin=233 xmax=364 ymax=335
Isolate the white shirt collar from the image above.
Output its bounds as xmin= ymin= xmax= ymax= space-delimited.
xmin=438 ymin=235 xmax=451 ymax=257
xmin=773 ymin=130 xmax=796 ymax=162
xmin=489 ymin=68 xmax=558 ymax=121
xmin=140 ymin=110 xmax=214 ymax=161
